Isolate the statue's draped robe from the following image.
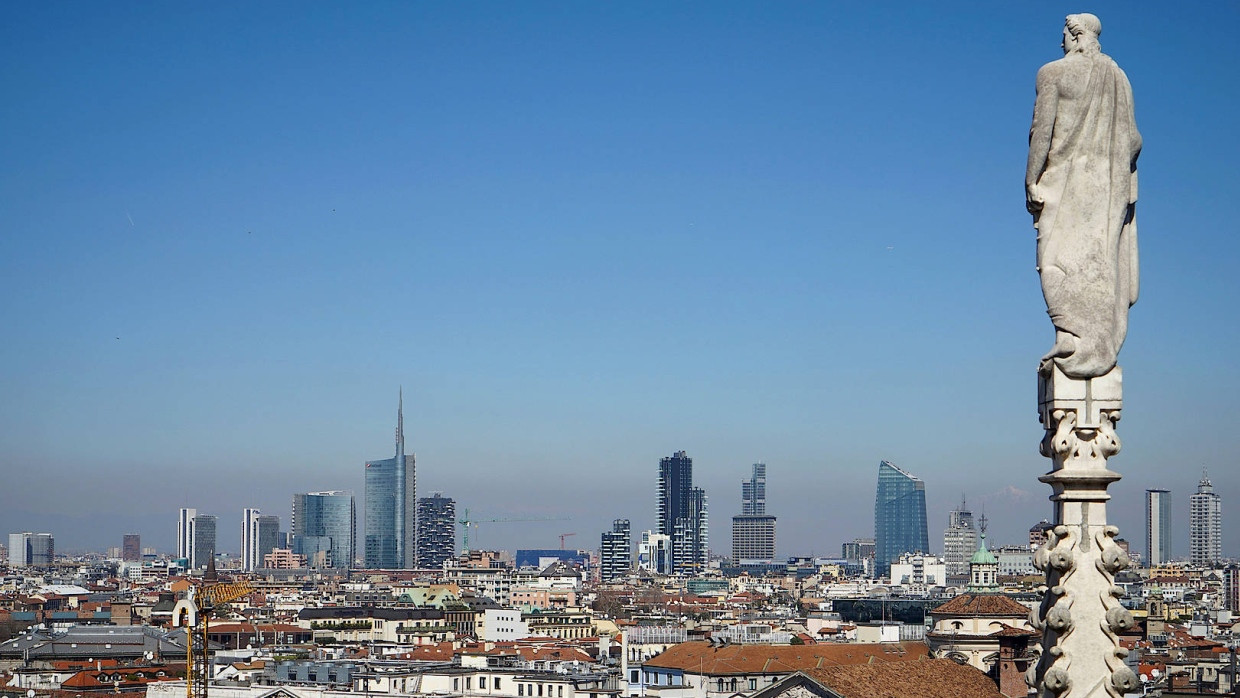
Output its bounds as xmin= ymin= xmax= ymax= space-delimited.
xmin=1033 ymin=52 xmax=1141 ymax=379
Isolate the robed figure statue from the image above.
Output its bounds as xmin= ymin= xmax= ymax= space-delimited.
xmin=1027 ymin=13 xmax=1141 ymax=380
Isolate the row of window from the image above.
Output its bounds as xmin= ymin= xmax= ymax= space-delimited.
xmin=450 ymin=676 xmax=567 ymax=697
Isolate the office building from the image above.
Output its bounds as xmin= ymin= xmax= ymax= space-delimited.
xmin=638 ymin=531 xmax=671 ymax=575
xmin=874 ymin=460 xmax=929 ymax=577
xmin=732 ymin=463 xmax=775 ymax=564
xmin=292 ymin=491 xmax=355 ymax=569
xmin=657 ymin=450 xmax=709 ymax=574
xmin=190 ymin=514 xmax=216 ymax=570
xmin=122 ymin=534 xmax=141 ymax=562
xmin=1145 ymin=488 xmax=1172 ymax=567
xmin=1225 ymin=565 xmax=1240 ymax=614
xmin=177 ymin=508 xmax=196 ymax=561
xmin=601 ymin=519 xmax=631 ymax=581
xmin=942 ymin=497 xmax=979 ymax=577
xmin=7 ymin=532 xmax=54 ymax=567
xmin=242 ymin=509 xmax=280 ymax=572
xmin=417 ymin=494 xmax=456 ymax=568
xmin=842 ymin=537 xmax=875 ymax=561
xmin=1190 ymin=471 xmax=1222 ymax=567
xmin=732 ymin=515 xmax=776 ymax=564
xmin=742 ymin=462 xmax=766 ymax=515
xmin=365 ymin=390 xmax=416 ymax=569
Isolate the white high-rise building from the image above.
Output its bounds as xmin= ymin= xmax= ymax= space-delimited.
xmin=942 ymin=497 xmax=979 ymax=577
xmin=1190 ymin=472 xmax=1222 ymax=567
xmin=8 ymin=532 xmax=54 ymax=567
xmin=1145 ymin=489 xmax=1172 ymax=567
xmin=177 ymin=508 xmax=197 ymax=561
xmin=242 ymin=509 xmax=280 ymax=572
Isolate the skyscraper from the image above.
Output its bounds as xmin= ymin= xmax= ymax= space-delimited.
xmin=242 ymin=509 xmax=280 ymax=572
xmin=657 ymin=451 xmax=709 ymax=574
xmin=874 ymin=460 xmax=929 ymax=577
xmin=122 ymin=534 xmax=141 ymax=562
xmin=742 ymin=462 xmax=766 ymax=515
xmin=190 ymin=515 xmax=216 ymax=570
xmin=732 ymin=463 xmax=776 ymax=565
xmin=1190 ymin=472 xmax=1222 ymax=567
xmin=942 ymin=497 xmax=979 ymax=577
xmin=1145 ymin=488 xmax=1172 ymax=567
xmin=365 ymin=390 xmax=416 ymax=569
xmin=177 ymin=508 xmax=197 ymax=561
xmin=292 ymin=491 xmax=355 ymax=569
xmin=601 ymin=519 xmax=632 ymax=581
xmin=417 ymin=494 xmax=456 ymax=568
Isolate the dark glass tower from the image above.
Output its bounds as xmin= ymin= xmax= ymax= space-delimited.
xmin=874 ymin=460 xmax=929 ymax=577
xmin=292 ymin=491 xmax=355 ymax=569
xmin=364 ymin=390 xmax=417 ymax=568
xmin=657 ymin=451 xmax=708 ymax=574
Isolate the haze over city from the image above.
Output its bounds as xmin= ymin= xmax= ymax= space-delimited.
xmin=2 ymin=2 xmax=1237 ymax=559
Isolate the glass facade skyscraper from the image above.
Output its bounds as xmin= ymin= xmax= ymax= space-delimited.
xmin=874 ymin=460 xmax=929 ymax=577
xmin=292 ymin=491 xmax=356 ymax=569
xmin=365 ymin=390 xmax=416 ymax=569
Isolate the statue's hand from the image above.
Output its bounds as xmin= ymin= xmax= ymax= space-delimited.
xmin=1026 ymin=182 xmax=1044 ymax=215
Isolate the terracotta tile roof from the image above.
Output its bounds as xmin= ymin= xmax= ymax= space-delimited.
xmin=803 ymin=659 xmax=1004 ymax=698
xmin=989 ymin=624 xmax=1037 ymax=637
xmin=644 ymin=641 xmax=928 ymax=675
xmin=930 ymin=594 xmax=1031 ymax=617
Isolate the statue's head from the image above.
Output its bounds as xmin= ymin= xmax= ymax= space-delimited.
xmin=1063 ymin=13 xmax=1102 ymax=55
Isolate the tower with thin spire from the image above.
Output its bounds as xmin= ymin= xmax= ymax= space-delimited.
xmin=364 ymin=389 xmax=417 ymax=568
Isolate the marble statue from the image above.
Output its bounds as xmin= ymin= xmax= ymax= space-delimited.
xmin=1026 ymin=13 xmax=1141 ymax=379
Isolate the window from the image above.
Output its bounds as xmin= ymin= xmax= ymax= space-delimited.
xmin=717 ymin=680 xmax=725 ymax=692
xmin=731 ymin=679 xmax=738 ymax=692
xmin=481 ymin=678 xmax=487 ymax=690
xmin=496 ymin=679 xmax=502 ymax=690
xmin=749 ymin=679 xmax=757 ymax=691
xmin=454 ymin=679 xmax=460 ymax=691
xmin=538 ymin=685 xmax=544 ymax=697
xmin=519 ymin=685 xmax=524 ymax=696
xmin=466 ymin=678 xmax=472 ymax=690
xmin=558 ymin=688 xmax=563 ymax=698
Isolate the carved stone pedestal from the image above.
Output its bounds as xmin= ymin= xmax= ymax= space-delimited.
xmin=1030 ymin=365 xmax=1139 ymax=698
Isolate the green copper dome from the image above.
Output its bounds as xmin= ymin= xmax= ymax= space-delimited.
xmin=970 ymin=535 xmax=998 ymax=565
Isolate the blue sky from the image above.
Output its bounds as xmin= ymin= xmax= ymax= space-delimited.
xmin=2 ymin=2 xmax=1237 ymax=560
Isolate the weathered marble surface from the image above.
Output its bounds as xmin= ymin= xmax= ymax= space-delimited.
xmin=1027 ymin=13 xmax=1141 ymax=380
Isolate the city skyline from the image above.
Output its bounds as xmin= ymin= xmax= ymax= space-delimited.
xmin=2 ymin=3 xmax=1237 ymax=559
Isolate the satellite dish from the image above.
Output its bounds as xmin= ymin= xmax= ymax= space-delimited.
xmin=28 ymin=689 xmax=36 ymax=698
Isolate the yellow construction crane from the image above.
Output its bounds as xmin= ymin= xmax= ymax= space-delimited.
xmin=172 ymin=580 xmax=256 ymax=698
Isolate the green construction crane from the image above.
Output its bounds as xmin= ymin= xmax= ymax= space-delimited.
xmin=457 ymin=508 xmax=568 ymax=552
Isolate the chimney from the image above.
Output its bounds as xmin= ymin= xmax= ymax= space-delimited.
xmin=995 ymin=632 xmax=1034 ymax=697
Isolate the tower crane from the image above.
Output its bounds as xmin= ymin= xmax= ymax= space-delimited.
xmin=171 ymin=579 xmax=257 ymax=698
xmin=457 ymin=508 xmax=568 ymax=552
xmin=558 ymin=532 xmax=576 ymax=549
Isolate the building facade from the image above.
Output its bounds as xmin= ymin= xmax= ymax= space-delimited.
xmin=417 ymin=493 xmax=456 ymax=568
xmin=732 ymin=462 xmax=776 ymax=565
xmin=292 ymin=491 xmax=356 ymax=569
xmin=1145 ymin=488 xmax=1172 ymax=567
xmin=600 ymin=518 xmax=631 ymax=581
xmin=365 ymin=390 xmax=417 ymax=569
xmin=122 ymin=534 xmax=141 ymax=562
xmin=638 ymin=531 xmax=671 ymax=575
xmin=7 ymin=532 xmax=54 ymax=567
xmin=177 ymin=508 xmax=196 ymax=561
xmin=1190 ymin=472 xmax=1222 ymax=567
xmin=873 ymin=460 xmax=929 ymax=577
xmin=942 ymin=498 xmax=978 ymax=577
xmin=742 ymin=462 xmax=766 ymax=515
xmin=190 ymin=514 xmax=217 ymax=570
xmin=242 ymin=509 xmax=280 ymax=572
xmin=657 ymin=451 xmax=708 ymax=574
